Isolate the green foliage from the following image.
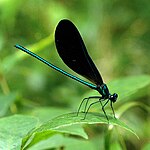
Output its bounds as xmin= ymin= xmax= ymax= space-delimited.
xmin=0 ymin=115 xmax=38 ymax=150
xmin=22 ymin=112 xmax=138 ymax=149
xmin=0 ymin=76 xmax=149 ymax=149
xmin=0 ymin=93 xmax=17 ymax=116
xmin=0 ymin=0 xmax=150 ymax=150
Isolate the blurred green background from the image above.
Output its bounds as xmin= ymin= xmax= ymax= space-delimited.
xmin=0 ymin=0 xmax=150 ymax=150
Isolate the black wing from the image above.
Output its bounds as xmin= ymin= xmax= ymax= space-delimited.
xmin=55 ymin=19 xmax=103 ymax=85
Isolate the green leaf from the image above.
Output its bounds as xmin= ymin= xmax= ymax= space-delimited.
xmin=27 ymin=134 xmax=95 ymax=150
xmin=142 ymin=142 xmax=150 ymax=150
xmin=0 ymin=93 xmax=17 ymax=117
xmin=117 ymin=102 xmax=150 ymax=117
xmin=30 ymin=107 xmax=70 ymax=123
xmin=23 ymin=112 xmax=138 ymax=149
xmin=23 ymin=123 xmax=88 ymax=149
xmin=0 ymin=115 xmax=38 ymax=150
xmin=108 ymin=75 xmax=150 ymax=101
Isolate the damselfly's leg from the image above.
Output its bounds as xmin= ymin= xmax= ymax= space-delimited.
xmin=77 ymin=96 xmax=101 ymax=117
xmin=83 ymin=100 xmax=100 ymax=120
xmin=99 ymin=99 xmax=109 ymax=122
xmin=83 ymin=96 xmax=102 ymax=113
xmin=77 ymin=97 xmax=89 ymax=116
xmin=110 ymin=101 xmax=116 ymax=119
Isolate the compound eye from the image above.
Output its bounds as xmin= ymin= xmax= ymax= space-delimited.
xmin=113 ymin=93 xmax=118 ymax=98
xmin=110 ymin=93 xmax=118 ymax=102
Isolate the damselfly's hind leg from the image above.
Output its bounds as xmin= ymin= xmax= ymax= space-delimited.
xmin=77 ymin=96 xmax=101 ymax=117
xmin=77 ymin=97 xmax=89 ymax=117
xmin=83 ymin=98 xmax=110 ymax=123
xmin=82 ymin=100 xmax=101 ymax=120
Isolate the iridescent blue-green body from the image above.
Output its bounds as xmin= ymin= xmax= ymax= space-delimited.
xmin=97 ymin=84 xmax=118 ymax=102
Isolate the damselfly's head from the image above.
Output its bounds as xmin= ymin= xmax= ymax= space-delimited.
xmin=109 ymin=93 xmax=118 ymax=103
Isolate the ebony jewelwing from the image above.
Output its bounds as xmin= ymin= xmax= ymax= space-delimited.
xmin=15 ymin=19 xmax=118 ymax=121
